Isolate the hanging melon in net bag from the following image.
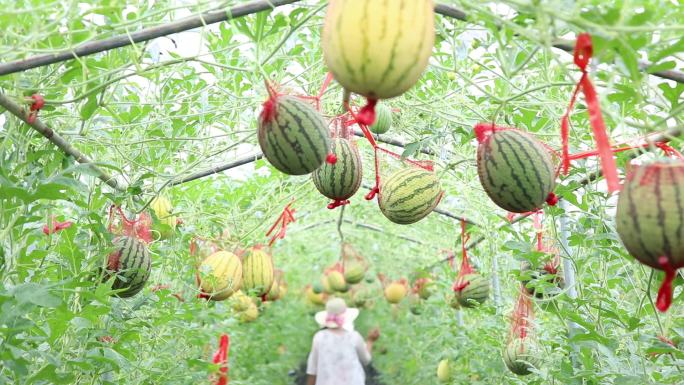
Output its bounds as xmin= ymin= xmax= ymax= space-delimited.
xmin=257 ymin=81 xmax=332 ymax=176
xmin=344 ymin=101 xmax=443 ymax=224
xmin=378 ymin=274 xmax=408 ymax=304
xmin=103 ymin=206 xmax=153 ymax=298
xmin=522 ymin=212 xmax=564 ymax=301
xmin=503 ymin=287 xmax=543 ymax=376
xmin=341 ymin=243 xmax=368 ymax=284
xmin=312 ymin=115 xmax=364 ymax=209
xmin=452 ymin=220 xmax=490 ymax=308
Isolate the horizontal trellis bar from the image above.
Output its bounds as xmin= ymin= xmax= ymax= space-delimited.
xmin=0 ymin=93 xmax=126 ymax=192
xmin=1 ymin=1 xmax=681 ymax=84
xmin=0 ymin=0 xmax=301 ymax=76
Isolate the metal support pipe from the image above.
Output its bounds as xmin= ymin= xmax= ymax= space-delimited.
xmin=559 ymin=199 xmax=580 ymax=363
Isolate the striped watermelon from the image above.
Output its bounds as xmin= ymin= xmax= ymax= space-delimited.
xmin=503 ymin=338 xmax=542 ymax=375
xmin=106 ymin=236 xmax=151 ymax=298
xmin=198 ymin=251 xmax=243 ymax=301
xmin=312 ymin=138 xmax=363 ymax=200
xmin=616 ymin=162 xmax=684 ymax=271
xmin=477 ymin=129 xmax=556 ymax=213
xmin=379 ymin=167 xmax=443 ymax=224
xmin=306 ymin=285 xmax=327 ymax=306
xmin=258 ymin=96 xmax=331 ymax=175
xmin=322 ymin=0 xmax=435 ymax=100
xmin=266 ymin=270 xmax=285 ymax=301
xmin=241 ymin=247 xmax=275 ymax=296
xmin=370 ymin=104 xmax=392 ymax=134
xmin=344 ymin=264 xmax=365 ymax=284
xmin=454 ymin=273 xmax=489 ymax=308
xmin=328 ymin=271 xmax=347 ymax=292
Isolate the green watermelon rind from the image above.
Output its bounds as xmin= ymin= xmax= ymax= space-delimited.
xmin=108 ymin=236 xmax=151 ymax=298
xmin=477 ymin=130 xmax=556 ymax=213
xmin=369 ymin=104 xmax=392 ymax=134
xmin=503 ymin=338 xmax=542 ymax=376
xmin=378 ymin=168 xmax=443 ymax=225
xmin=258 ymin=96 xmax=331 ymax=176
xmin=455 ymin=274 xmax=490 ymax=308
xmin=312 ymin=138 xmax=363 ymax=200
xmin=616 ymin=162 xmax=684 ymax=269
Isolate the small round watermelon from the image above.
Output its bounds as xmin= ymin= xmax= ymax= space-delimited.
xmin=369 ymin=104 xmax=392 ymax=134
xmin=477 ymin=129 xmax=556 ymax=213
xmin=312 ymin=138 xmax=363 ymax=200
xmin=105 ymin=236 xmax=151 ymax=298
xmin=258 ymin=96 xmax=331 ymax=175
xmin=503 ymin=338 xmax=542 ymax=375
xmin=454 ymin=273 xmax=489 ymax=308
xmin=379 ymin=168 xmax=443 ymax=225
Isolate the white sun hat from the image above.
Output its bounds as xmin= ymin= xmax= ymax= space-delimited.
xmin=315 ymin=297 xmax=359 ymax=331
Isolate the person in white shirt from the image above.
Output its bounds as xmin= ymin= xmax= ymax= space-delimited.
xmin=306 ymin=297 xmax=381 ymax=385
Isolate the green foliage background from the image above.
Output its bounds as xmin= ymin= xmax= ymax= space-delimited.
xmin=1 ymin=0 xmax=684 ymax=384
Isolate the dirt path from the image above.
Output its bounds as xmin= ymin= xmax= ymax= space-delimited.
xmin=292 ymin=362 xmax=384 ymax=385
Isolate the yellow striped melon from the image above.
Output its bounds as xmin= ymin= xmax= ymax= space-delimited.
xmin=231 ymin=291 xmax=253 ymax=312
xmin=198 ymin=251 xmax=243 ymax=301
xmin=328 ymin=271 xmax=347 ymax=292
xmin=242 ymin=247 xmax=275 ymax=296
xmin=306 ymin=286 xmax=327 ymax=306
xmin=266 ymin=270 xmax=285 ymax=301
xmin=150 ymin=195 xmax=177 ymax=239
xmin=322 ymin=0 xmax=435 ymax=100
xmin=321 ymin=274 xmax=334 ymax=294
xmin=437 ymin=359 xmax=451 ymax=382
xmin=384 ymin=282 xmax=407 ymax=304
xmin=239 ymin=303 xmax=259 ymax=323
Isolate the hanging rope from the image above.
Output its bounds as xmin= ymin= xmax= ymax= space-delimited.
xmin=212 ymin=334 xmax=230 ymax=385
xmin=560 ymin=33 xmax=620 ymax=193
xmin=266 ymin=201 xmax=296 ymax=247
xmin=453 ymin=219 xmax=475 ymax=291
xmin=344 ymin=102 xmax=434 ymax=201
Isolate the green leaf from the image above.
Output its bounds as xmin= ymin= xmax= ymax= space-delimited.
xmin=80 ymin=94 xmax=99 ymax=120
xmin=12 ymin=283 xmax=62 ymax=308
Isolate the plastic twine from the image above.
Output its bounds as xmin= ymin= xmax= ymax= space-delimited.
xmin=345 ymin=103 xmax=433 ymax=201
xmin=107 ymin=205 xmax=152 ymax=243
xmin=560 ymin=33 xmax=619 ymax=193
xmin=453 ymin=219 xmax=475 ymax=292
xmin=511 ymin=286 xmax=534 ymax=340
xmin=533 ymin=211 xmax=543 ymax=252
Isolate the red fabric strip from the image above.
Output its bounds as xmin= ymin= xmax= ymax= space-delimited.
xmin=453 ymin=219 xmax=474 ymax=291
xmin=266 ymin=202 xmax=296 ymax=247
xmin=560 ymin=33 xmax=619 ymax=193
xmin=213 ymin=334 xmax=230 ymax=385
xmin=43 ymin=218 xmax=73 ymax=235
xmin=656 ymin=256 xmax=677 ymax=312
